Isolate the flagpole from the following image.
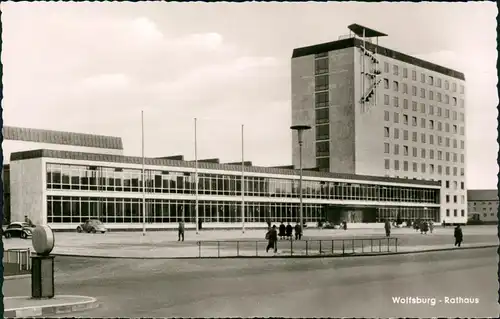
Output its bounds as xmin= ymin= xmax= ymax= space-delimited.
xmin=241 ymin=124 xmax=245 ymax=234
xmin=195 ymin=118 xmax=199 ymax=234
xmin=141 ymin=110 xmax=146 ymax=236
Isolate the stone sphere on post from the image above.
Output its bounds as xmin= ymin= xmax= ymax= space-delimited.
xmin=32 ymin=225 xmax=55 ymax=256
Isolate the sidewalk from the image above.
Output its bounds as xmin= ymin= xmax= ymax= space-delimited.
xmin=3 ymin=295 xmax=99 ymax=318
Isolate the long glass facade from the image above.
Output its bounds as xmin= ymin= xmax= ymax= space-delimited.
xmin=46 ymin=196 xmax=327 ymax=224
xmin=45 ymin=163 xmax=440 ymax=224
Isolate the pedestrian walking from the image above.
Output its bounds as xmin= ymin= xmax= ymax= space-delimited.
xmin=454 ymin=225 xmax=463 ymax=247
xmin=384 ymin=220 xmax=391 ymax=237
xmin=24 ymin=215 xmax=34 ymax=227
xmin=178 ymin=219 xmax=185 ymax=241
xmin=266 ymin=225 xmax=278 ymax=254
xmin=294 ymin=221 xmax=302 ymax=240
xmin=343 ymin=220 xmax=347 ymax=231
xmin=429 ymin=221 xmax=434 ymax=233
xmin=317 ymin=220 xmax=323 ymax=228
xmin=279 ymin=222 xmax=286 ymax=240
xmin=421 ymin=221 xmax=429 ymax=235
xmin=286 ymin=222 xmax=293 ymax=240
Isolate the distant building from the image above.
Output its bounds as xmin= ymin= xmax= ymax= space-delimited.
xmin=291 ymin=23 xmax=467 ymax=224
xmin=2 ymin=126 xmax=124 ymax=223
xmin=3 ymin=126 xmax=124 ymax=163
xmin=467 ymin=189 xmax=498 ymax=223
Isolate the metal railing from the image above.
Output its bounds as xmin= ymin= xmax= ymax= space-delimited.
xmin=196 ymin=237 xmax=398 ymax=258
xmin=3 ymin=248 xmax=33 ymax=271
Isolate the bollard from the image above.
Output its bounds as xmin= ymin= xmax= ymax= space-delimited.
xmin=395 ymin=238 xmax=398 ymax=252
xmin=361 ymin=240 xmax=364 ymax=253
xmin=305 ymin=241 xmax=309 ymax=256
xmin=217 ymin=241 xmax=220 ymax=258
xmin=256 ymin=241 xmax=258 ymax=257
xmin=331 ymin=240 xmax=334 ymax=255
xmin=290 ymin=239 xmax=293 ymax=256
xmin=237 ymin=241 xmax=240 ymax=257
xmin=387 ymin=238 xmax=390 ymax=252
xmin=379 ymin=239 xmax=381 ymax=252
xmin=198 ymin=241 xmax=201 ymax=258
xmin=342 ymin=240 xmax=345 ymax=255
xmin=319 ymin=240 xmax=322 ymax=255
xmin=352 ymin=239 xmax=355 ymax=254
xmin=31 ymin=225 xmax=56 ymax=299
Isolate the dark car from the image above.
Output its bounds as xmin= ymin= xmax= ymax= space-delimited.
xmin=77 ymin=219 xmax=107 ymax=234
xmin=3 ymin=222 xmax=34 ymax=239
xmin=323 ymin=222 xmax=340 ymax=229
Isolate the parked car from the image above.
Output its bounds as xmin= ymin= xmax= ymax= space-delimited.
xmin=467 ymin=219 xmax=484 ymax=225
xmin=3 ymin=222 xmax=35 ymax=239
xmin=322 ymin=221 xmax=340 ymax=229
xmin=77 ymin=219 xmax=107 ymax=234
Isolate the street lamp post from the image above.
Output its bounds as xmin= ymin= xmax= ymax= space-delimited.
xmin=141 ymin=110 xmax=146 ymax=236
xmin=291 ymin=125 xmax=311 ymax=233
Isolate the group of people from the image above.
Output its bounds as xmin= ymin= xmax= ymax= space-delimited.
xmin=265 ymin=221 xmax=303 ymax=253
xmin=383 ymin=219 xmax=434 ymax=237
xmin=384 ymin=219 xmax=464 ymax=247
xmin=277 ymin=221 xmax=303 ymax=240
xmin=412 ymin=220 xmax=435 ymax=234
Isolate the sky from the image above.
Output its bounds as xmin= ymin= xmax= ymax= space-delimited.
xmin=1 ymin=2 xmax=498 ymax=189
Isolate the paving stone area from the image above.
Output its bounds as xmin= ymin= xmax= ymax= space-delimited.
xmin=3 ymin=226 xmax=497 ymax=258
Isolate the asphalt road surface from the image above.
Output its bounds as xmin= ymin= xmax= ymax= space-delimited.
xmin=4 ymin=248 xmax=498 ymax=317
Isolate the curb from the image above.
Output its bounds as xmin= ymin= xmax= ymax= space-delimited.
xmin=4 ymin=295 xmax=99 ymax=318
xmin=378 ymin=244 xmax=499 ymax=256
xmin=4 ymin=274 xmax=31 ymax=280
xmin=49 ymin=244 xmax=498 ymax=260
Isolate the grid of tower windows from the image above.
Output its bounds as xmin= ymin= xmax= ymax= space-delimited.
xmin=46 ymin=163 xmax=439 ymax=203
xmin=381 ymin=65 xmax=465 ymax=178
xmin=314 ymin=53 xmax=330 ymax=170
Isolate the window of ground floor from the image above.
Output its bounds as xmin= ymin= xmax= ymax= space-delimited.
xmin=46 ymin=196 xmax=440 ymax=224
xmin=377 ymin=207 xmax=440 ymax=222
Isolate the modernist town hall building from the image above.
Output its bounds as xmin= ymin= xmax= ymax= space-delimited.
xmin=291 ymin=24 xmax=467 ymax=224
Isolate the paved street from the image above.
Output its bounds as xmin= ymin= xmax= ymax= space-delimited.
xmin=4 ymin=247 xmax=498 ymax=317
